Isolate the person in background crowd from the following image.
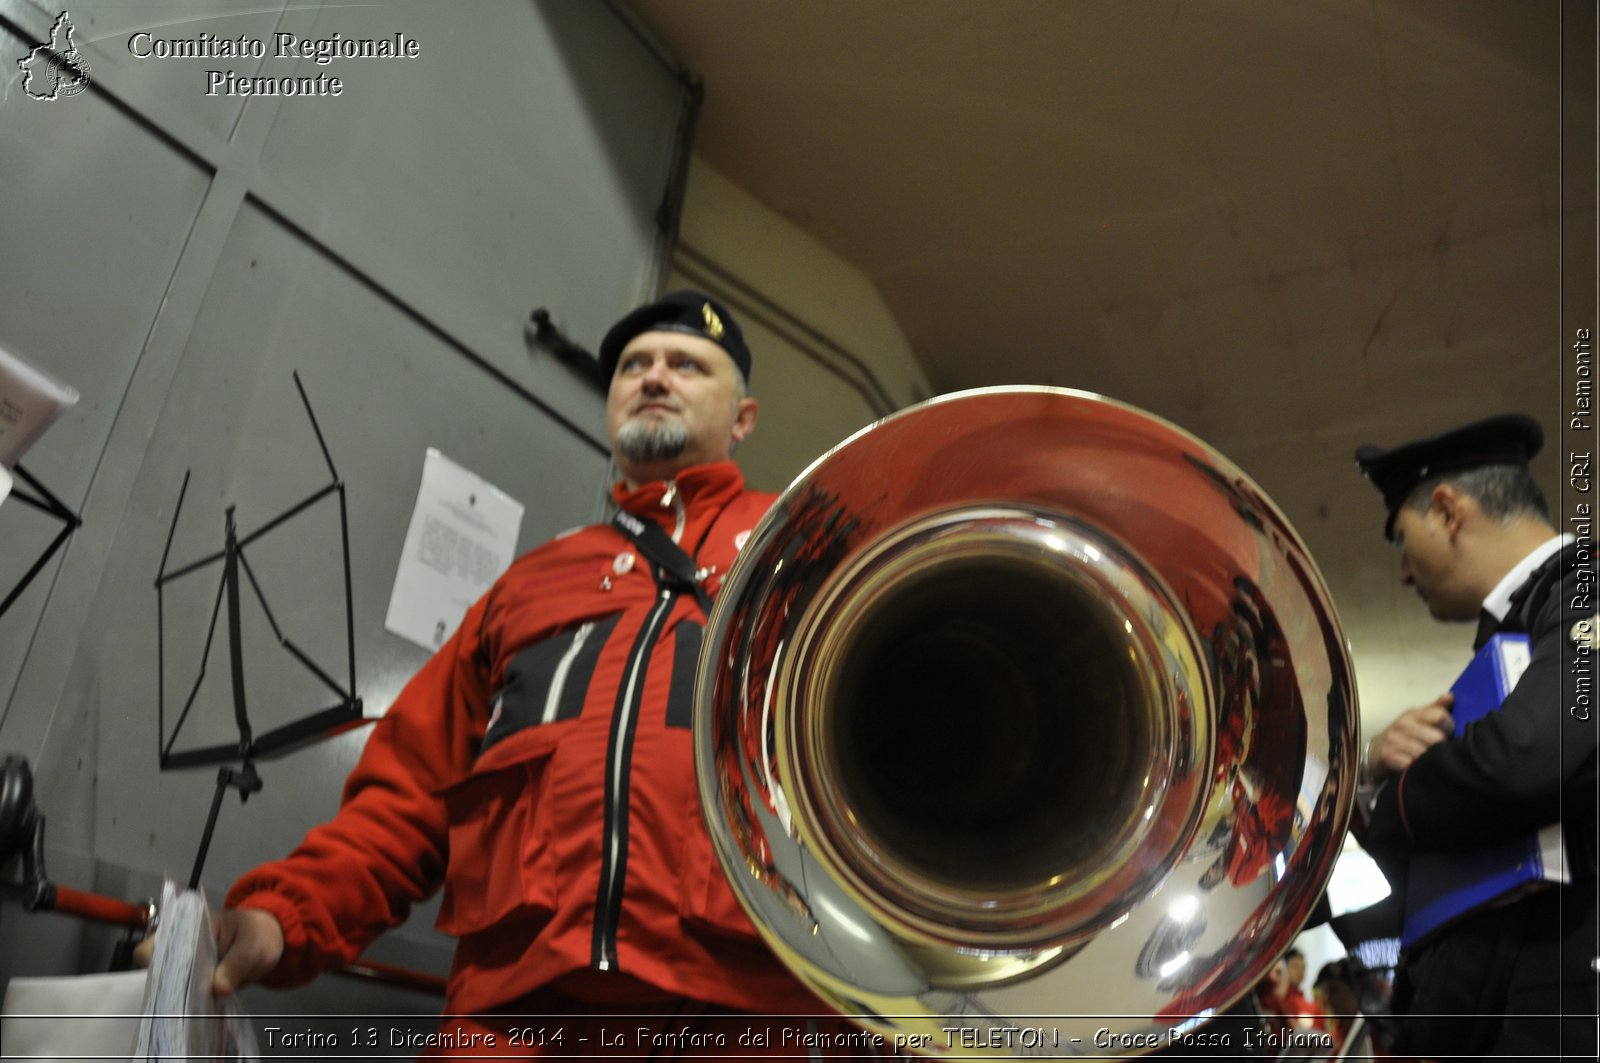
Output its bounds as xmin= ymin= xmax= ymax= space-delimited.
xmin=1252 ymin=957 xmax=1293 ymax=1038
xmin=1278 ymin=947 xmax=1327 ymax=1033
xmin=1312 ymin=960 xmax=1362 ymax=1053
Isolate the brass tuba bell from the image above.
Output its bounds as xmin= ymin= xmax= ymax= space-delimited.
xmin=694 ymin=387 xmax=1358 ymax=1055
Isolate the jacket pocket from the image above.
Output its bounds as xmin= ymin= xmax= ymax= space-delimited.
xmin=677 ymin=789 xmax=763 ymax=942
xmin=434 ymin=734 xmax=559 ymax=936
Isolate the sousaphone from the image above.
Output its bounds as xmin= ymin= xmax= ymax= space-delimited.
xmin=694 ymin=387 xmax=1358 ymax=1055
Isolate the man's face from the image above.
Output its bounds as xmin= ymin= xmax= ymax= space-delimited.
xmin=605 ymin=330 xmax=757 ymax=486
xmin=1286 ymin=955 xmax=1305 ymax=987
xmin=1392 ymin=504 xmax=1477 ymax=621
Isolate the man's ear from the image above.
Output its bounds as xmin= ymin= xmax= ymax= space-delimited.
xmin=730 ymin=396 xmax=759 ymax=445
xmin=1431 ymin=484 xmax=1468 ymax=540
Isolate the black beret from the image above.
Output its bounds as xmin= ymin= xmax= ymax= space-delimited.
xmin=597 ymin=290 xmax=752 ymax=384
xmin=1355 ymin=413 xmax=1543 ymax=539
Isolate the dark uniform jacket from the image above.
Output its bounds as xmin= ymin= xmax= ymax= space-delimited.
xmin=1365 ymin=540 xmax=1598 ymax=1058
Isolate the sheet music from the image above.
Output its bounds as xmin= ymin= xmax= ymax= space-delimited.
xmin=132 ymin=880 xmax=261 ymax=1062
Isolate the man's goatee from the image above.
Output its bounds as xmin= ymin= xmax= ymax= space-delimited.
xmin=617 ymin=419 xmax=689 ymax=464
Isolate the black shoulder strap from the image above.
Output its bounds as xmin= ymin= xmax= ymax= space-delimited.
xmin=611 ymin=510 xmax=713 ymax=614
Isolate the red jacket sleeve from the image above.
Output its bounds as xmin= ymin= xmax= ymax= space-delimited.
xmin=225 ymin=594 xmax=493 ymax=986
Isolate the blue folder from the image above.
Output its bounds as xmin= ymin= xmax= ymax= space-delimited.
xmin=1400 ymin=632 xmax=1567 ymax=947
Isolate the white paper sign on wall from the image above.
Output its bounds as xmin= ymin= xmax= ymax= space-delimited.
xmin=385 ymin=448 xmax=525 ymax=653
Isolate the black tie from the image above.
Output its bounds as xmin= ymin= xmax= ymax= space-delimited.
xmin=1472 ymin=609 xmax=1499 ymax=651
xmin=1473 ymin=549 xmax=1567 ymax=650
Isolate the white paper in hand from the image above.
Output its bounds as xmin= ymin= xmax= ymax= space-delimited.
xmin=132 ymin=880 xmax=261 ymax=1062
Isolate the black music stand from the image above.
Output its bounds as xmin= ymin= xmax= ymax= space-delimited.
xmin=0 ymin=464 xmax=81 ymax=619
xmin=154 ymin=372 xmax=365 ymax=887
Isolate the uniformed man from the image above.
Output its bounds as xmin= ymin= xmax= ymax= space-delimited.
xmin=1355 ymin=413 xmax=1598 ymax=1059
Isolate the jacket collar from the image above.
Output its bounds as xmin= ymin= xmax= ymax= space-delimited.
xmin=1482 ymin=533 xmax=1570 ymax=621
xmin=611 ymin=461 xmax=746 ymax=534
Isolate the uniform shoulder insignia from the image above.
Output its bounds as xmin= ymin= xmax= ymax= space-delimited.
xmin=1570 ymin=616 xmax=1600 ymax=651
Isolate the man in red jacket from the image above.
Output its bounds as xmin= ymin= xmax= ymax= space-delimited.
xmin=202 ymin=292 xmax=871 ymax=1054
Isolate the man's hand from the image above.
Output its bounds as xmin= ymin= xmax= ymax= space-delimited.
xmin=129 ymin=906 xmax=285 ymax=996
xmin=1365 ymin=693 xmax=1455 ymax=783
xmin=211 ymin=907 xmax=284 ymax=995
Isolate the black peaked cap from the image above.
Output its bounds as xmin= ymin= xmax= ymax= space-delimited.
xmin=1354 ymin=413 xmax=1543 ymax=539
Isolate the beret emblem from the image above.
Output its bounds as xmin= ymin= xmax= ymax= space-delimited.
xmin=702 ymin=302 xmax=725 ymax=341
